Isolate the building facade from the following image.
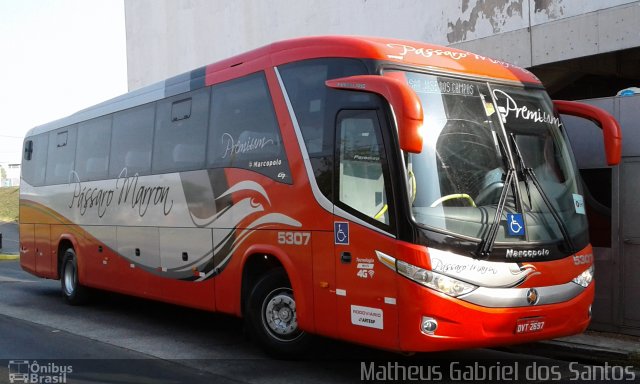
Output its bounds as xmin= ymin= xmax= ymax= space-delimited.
xmin=124 ymin=0 xmax=640 ymax=98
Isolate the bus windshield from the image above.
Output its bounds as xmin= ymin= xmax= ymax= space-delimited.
xmin=395 ymin=71 xmax=588 ymax=251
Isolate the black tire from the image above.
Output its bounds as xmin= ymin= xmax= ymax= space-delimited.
xmin=246 ymin=268 xmax=312 ymax=358
xmin=60 ymin=248 xmax=90 ymax=305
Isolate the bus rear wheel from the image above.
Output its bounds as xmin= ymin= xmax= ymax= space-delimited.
xmin=246 ymin=268 xmax=311 ymax=358
xmin=60 ymin=248 xmax=90 ymax=305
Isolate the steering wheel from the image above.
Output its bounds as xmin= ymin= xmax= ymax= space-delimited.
xmin=475 ymin=181 xmax=504 ymax=206
xmin=430 ymin=193 xmax=476 ymax=208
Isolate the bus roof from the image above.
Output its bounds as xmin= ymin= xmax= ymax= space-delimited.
xmin=26 ymin=35 xmax=540 ymax=137
xmin=236 ymin=35 xmax=540 ymax=84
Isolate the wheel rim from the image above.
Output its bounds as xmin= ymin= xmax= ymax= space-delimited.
xmin=262 ymin=288 xmax=302 ymax=342
xmin=63 ymin=261 xmax=76 ymax=296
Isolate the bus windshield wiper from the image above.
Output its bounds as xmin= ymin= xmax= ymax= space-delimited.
xmin=478 ymin=169 xmax=514 ymax=258
xmin=510 ymin=134 xmax=532 ymax=206
xmin=509 ymin=133 xmax=576 ymax=254
xmin=477 ymin=134 xmax=514 ymax=258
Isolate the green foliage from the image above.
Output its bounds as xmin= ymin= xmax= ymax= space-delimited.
xmin=0 ymin=187 xmax=19 ymax=222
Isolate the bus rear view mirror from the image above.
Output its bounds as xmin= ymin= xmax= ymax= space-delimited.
xmin=554 ymin=100 xmax=622 ymax=166
xmin=326 ymin=75 xmax=424 ymax=153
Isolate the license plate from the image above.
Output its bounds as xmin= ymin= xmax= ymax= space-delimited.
xmin=515 ymin=317 xmax=545 ymax=334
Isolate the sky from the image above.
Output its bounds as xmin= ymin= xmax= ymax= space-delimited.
xmin=0 ymin=0 xmax=127 ymax=164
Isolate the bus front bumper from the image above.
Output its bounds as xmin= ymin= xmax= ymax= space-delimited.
xmin=397 ymin=278 xmax=594 ymax=353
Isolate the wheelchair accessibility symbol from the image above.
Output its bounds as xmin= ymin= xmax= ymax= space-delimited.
xmin=334 ymin=222 xmax=349 ymax=245
xmin=506 ymin=213 xmax=525 ymax=236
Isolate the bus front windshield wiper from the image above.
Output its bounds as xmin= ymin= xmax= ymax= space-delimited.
xmin=509 ymin=133 xmax=576 ymax=254
xmin=477 ymin=133 xmax=515 ymax=259
xmin=478 ymin=169 xmax=515 ymax=258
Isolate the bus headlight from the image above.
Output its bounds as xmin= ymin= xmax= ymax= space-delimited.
xmin=396 ymin=260 xmax=477 ymax=297
xmin=572 ymin=264 xmax=594 ymax=288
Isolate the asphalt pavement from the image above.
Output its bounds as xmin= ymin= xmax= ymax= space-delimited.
xmin=0 ymin=314 xmax=220 ymax=384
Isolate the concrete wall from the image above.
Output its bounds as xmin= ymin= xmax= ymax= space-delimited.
xmin=453 ymin=0 xmax=640 ymax=70
xmin=565 ymin=94 xmax=640 ymax=168
xmin=125 ymin=0 xmax=640 ymax=90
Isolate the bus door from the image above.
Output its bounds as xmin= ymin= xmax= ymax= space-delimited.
xmin=333 ymin=109 xmax=400 ymax=349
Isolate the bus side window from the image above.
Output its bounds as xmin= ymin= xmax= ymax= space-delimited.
xmin=24 ymin=140 xmax=33 ymax=160
xmin=153 ymin=88 xmax=210 ymax=174
xmin=76 ymin=116 xmax=112 ymax=181
xmin=278 ymin=58 xmax=369 ymax=199
xmin=21 ymin=134 xmax=48 ymax=186
xmin=45 ymin=126 xmax=77 ymax=185
xmin=207 ymin=72 xmax=291 ymax=183
xmin=109 ymin=103 xmax=155 ymax=178
xmin=336 ymin=110 xmax=390 ymax=226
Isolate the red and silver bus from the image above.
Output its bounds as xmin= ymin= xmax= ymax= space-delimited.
xmin=19 ymin=36 xmax=621 ymax=355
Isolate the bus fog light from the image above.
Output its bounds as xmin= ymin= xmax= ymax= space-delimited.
xmin=421 ymin=317 xmax=438 ymax=335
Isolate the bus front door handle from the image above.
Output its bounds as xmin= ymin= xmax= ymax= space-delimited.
xmin=624 ymin=238 xmax=640 ymax=245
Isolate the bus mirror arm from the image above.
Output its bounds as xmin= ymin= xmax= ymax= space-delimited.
xmin=326 ymin=75 xmax=424 ymax=153
xmin=554 ymin=100 xmax=622 ymax=166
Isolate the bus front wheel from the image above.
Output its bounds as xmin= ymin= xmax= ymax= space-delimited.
xmin=246 ymin=268 xmax=311 ymax=357
xmin=60 ymin=248 xmax=90 ymax=305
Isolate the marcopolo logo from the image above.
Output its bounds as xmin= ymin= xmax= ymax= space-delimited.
xmin=505 ymin=248 xmax=550 ymax=258
xmin=7 ymin=360 xmax=72 ymax=384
